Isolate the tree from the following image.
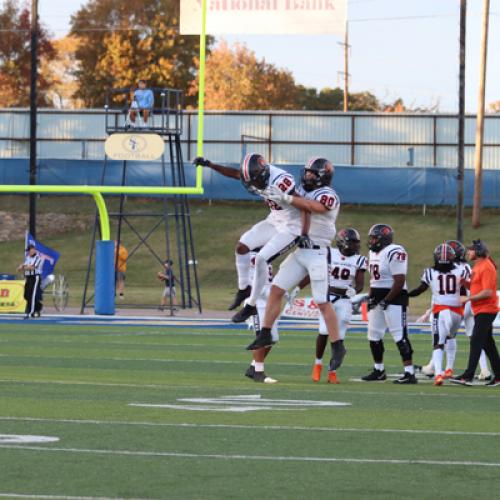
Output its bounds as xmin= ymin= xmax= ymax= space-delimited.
xmin=70 ymin=0 xmax=209 ymax=107
xmin=40 ymin=36 xmax=84 ymax=109
xmin=188 ymin=41 xmax=298 ymax=110
xmin=348 ymin=91 xmax=380 ymax=111
xmin=296 ymin=86 xmax=344 ymax=110
xmin=489 ymin=101 xmax=500 ymax=113
xmin=0 ymin=0 xmax=54 ymax=107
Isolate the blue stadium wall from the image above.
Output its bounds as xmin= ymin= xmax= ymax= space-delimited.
xmin=1 ymin=159 xmax=499 ymax=207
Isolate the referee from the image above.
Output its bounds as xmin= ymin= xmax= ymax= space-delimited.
xmin=452 ymin=240 xmax=500 ymax=387
xmin=17 ymin=244 xmax=43 ymax=319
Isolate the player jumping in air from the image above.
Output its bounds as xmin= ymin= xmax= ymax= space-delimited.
xmin=194 ymin=154 xmax=301 ymax=322
xmin=246 ymin=157 xmax=346 ymax=383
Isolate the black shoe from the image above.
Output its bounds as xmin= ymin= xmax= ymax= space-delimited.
xmin=232 ymin=303 xmax=257 ymax=323
xmin=228 ymin=286 xmax=251 ymax=310
xmin=253 ymin=371 xmax=277 ymax=384
xmin=485 ymin=378 xmax=500 ymax=387
xmin=329 ymin=343 xmax=347 ymax=371
xmin=361 ymin=369 xmax=387 ymax=381
xmin=450 ymin=374 xmax=474 ymax=386
xmin=393 ymin=372 xmax=418 ymax=384
xmin=246 ymin=331 xmax=274 ymax=351
xmin=245 ymin=365 xmax=255 ymax=379
xmin=23 ymin=315 xmax=29 ymax=320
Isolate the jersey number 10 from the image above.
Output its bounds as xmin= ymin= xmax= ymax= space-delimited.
xmin=437 ymin=274 xmax=457 ymax=295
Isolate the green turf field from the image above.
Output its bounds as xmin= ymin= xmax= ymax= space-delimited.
xmin=0 ymin=321 xmax=499 ymax=499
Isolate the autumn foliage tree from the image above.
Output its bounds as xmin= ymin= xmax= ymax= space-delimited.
xmin=70 ymin=0 xmax=209 ymax=107
xmin=189 ymin=41 xmax=298 ymax=110
xmin=0 ymin=0 xmax=54 ymax=107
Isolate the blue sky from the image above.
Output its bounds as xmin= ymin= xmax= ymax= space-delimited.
xmin=39 ymin=0 xmax=500 ymax=112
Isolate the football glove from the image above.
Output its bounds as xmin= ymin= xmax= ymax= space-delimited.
xmin=378 ymin=299 xmax=389 ymax=310
xmin=367 ymin=297 xmax=379 ymax=311
xmin=297 ymin=234 xmax=314 ymax=249
xmin=193 ymin=156 xmax=211 ymax=167
xmin=285 ymin=286 xmax=300 ymax=306
xmin=260 ymin=185 xmax=293 ymax=205
xmin=345 ymin=287 xmax=356 ymax=298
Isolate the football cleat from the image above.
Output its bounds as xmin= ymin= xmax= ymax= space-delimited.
xmin=327 ymin=371 xmax=339 ymax=384
xmin=245 ymin=365 xmax=255 ymax=379
xmin=312 ymin=364 xmax=322 ymax=382
xmin=421 ymin=363 xmax=434 ymax=377
xmin=450 ymin=375 xmax=474 ymax=386
xmin=434 ymin=374 xmax=444 ymax=386
xmin=361 ymin=369 xmax=387 ymax=381
xmin=246 ymin=331 xmax=274 ymax=350
xmin=228 ymin=286 xmax=251 ymax=311
xmin=393 ymin=372 xmax=418 ymax=384
xmin=443 ymin=368 xmax=454 ymax=379
xmin=232 ymin=303 xmax=258 ymax=323
xmin=485 ymin=378 xmax=500 ymax=387
xmin=253 ymin=371 xmax=278 ymax=384
xmin=478 ymin=369 xmax=492 ymax=381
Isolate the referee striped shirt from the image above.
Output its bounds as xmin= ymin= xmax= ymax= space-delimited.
xmin=24 ymin=253 xmax=43 ymax=276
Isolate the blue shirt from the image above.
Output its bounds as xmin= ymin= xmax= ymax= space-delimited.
xmin=133 ymin=89 xmax=154 ymax=109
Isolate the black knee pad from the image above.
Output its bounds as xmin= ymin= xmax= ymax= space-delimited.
xmin=396 ymin=337 xmax=413 ymax=362
xmin=369 ymin=340 xmax=385 ymax=363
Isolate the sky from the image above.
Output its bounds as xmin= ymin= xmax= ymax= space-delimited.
xmin=38 ymin=0 xmax=500 ymax=112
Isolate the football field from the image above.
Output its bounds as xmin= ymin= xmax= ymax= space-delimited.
xmin=0 ymin=320 xmax=499 ymax=499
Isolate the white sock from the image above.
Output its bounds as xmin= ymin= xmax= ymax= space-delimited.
xmin=254 ymin=362 xmax=264 ymax=372
xmin=432 ymin=348 xmax=444 ymax=376
xmin=375 ymin=363 xmax=384 ymax=371
xmin=246 ymin=255 xmax=268 ymax=307
xmin=479 ymin=350 xmax=489 ymax=372
xmin=445 ymin=338 xmax=456 ymax=370
xmin=251 ymin=360 xmax=256 ymax=367
xmin=404 ymin=365 xmax=415 ymax=375
xmin=236 ymin=252 xmax=251 ymax=290
xmin=315 ymin=358 xmax=322 ymax=365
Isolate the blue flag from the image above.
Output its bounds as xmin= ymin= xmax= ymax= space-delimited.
xmin=26 ymin=232 xmax=60 ymax=279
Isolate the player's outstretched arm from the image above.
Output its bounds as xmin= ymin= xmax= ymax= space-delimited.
xmin=193 ymin=157 xmax=240 ymax=180
xmin=408 ymin=282 xmax=429 ymax=297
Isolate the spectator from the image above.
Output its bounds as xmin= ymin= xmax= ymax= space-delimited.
xmin=452 ymin=240 xmax=500 ymax=387
xmin=115 ymin=242 xmax=128 ymax=300
xmin=17 ymin=243 xmax=43 ymax=319
xmin=129 ymin=80 xmax=154 ymax=126
xmin=157 ymin=259 xmax=177 ymax=310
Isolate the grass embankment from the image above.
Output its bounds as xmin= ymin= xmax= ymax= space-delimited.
xmin=0 ymin=195 xmax=499 ymax=313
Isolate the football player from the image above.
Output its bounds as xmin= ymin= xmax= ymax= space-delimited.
xmin=244 ymin=249 xmax=278 ymax=383
xmin=409 ymin=244 xmax=466 ymax=385
xmin=194 ymin=154 xmax=301 ymax=319
xmin=363 ymin=224 xmax=416 ymax=384
xmin=419 ymin=240 xmax=491 ymax=380
xmin=312 ymin=228 xmax=367 ymax=383
xmin=247 ymin=157 xmax=346 ymax=383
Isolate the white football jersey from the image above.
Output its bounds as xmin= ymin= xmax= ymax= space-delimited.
xmin=265 ymin=166 xmax=301 ymax=231
xmin=296 ymin=185 xmax=340 ymax=246
xmin=421 ymin=266 xmax=465 ymax=307
xmin=328 ymin=248 xmax=367 ymax=289
xmin=369 ymin=244 xmax=408 ymax=289
xmin=249 ymin=251 xmax=273 ymax=306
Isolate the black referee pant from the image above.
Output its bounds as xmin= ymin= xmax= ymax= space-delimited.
xmin=24 ymin=275 xmax=42 ymax=317
xmin=463 ymin=313 xmax=500 ymax=380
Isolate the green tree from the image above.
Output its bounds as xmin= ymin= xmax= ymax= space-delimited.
xmin=0 ymin=0 xmax=54 ymax=107
xmin=70 ymin=0 xmax=211 ymax=107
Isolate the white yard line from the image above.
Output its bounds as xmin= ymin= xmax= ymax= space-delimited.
xmin=1 ymin=444 xmax=499 ymax=467
xmin=0 ymin=494 xmax=150 ymax=500
xmin=0 ymin=416 xmax=499 ymax=437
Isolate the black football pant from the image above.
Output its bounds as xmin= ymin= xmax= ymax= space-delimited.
xmin=24 ymin=275 xmax=42 ymax=316
xmin=463 ymin=313 xmax=500 ymax=380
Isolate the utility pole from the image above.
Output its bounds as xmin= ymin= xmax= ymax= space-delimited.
xmin=472 ymin=0 xmax=490 ymax=228
xmin=29 ymin=0 xmax=38 ymax=238
xmin=456 ymin=0 xmax=466 ymax=242
xmin=338 ymin=21 xmax=350 ymax=112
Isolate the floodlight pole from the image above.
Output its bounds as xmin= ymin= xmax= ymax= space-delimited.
xmin=456 ymin=0 xmax=466 ymax=242
xmin=29 ymin=0 xmax=38 ymax=238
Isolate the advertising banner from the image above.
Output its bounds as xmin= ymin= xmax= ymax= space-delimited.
xmin=0 ymin=281 xmax=26 ymax=313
